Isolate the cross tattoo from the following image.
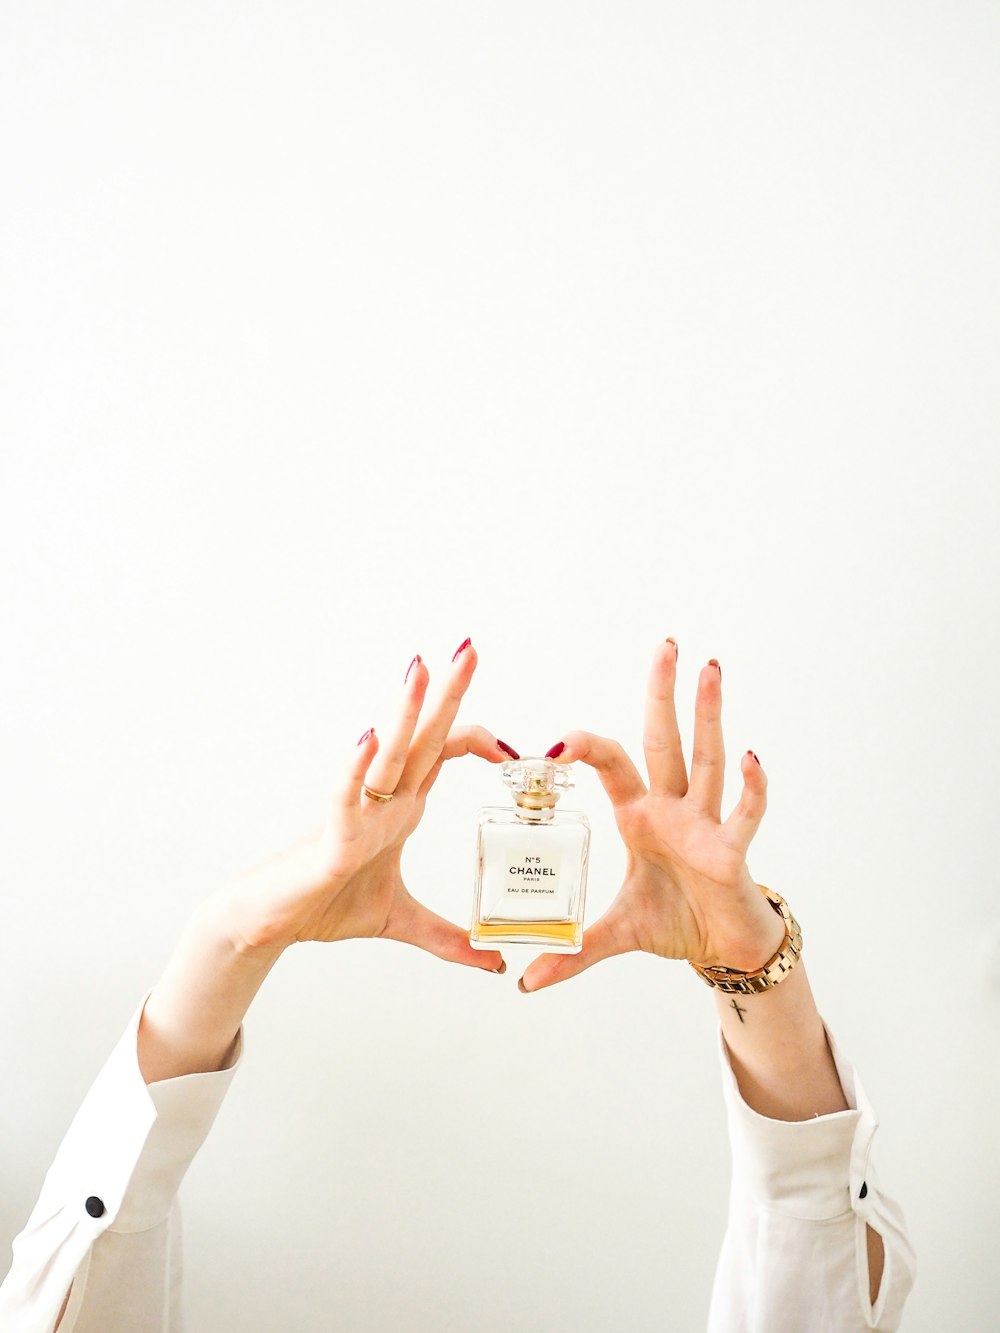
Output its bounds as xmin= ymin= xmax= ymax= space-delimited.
xmin=730 ymin=998 xmax=747 ymax=1023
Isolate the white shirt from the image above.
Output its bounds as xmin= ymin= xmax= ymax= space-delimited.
xmin=0 ymin=996 xmax=915 ymax=1332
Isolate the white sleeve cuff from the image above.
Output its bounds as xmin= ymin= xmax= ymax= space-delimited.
xmin=0 ymin=991 xmax=241 ymax=1332
xmin=714 ymin=1019 xmax=917 ymax=1330
xmin=37 ymin=989 xmax=242 ymax=1232
xmin=716 ymin=1021 xmax=877 ymax=1219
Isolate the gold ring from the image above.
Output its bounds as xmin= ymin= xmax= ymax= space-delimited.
xmin=362 ymin=784 xmax=395 ymax=803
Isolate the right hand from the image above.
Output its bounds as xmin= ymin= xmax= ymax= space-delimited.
xmin=216 ymin=639 xmax=513 ymax=975
xmin=520 ymin=639 xmax=783 ymax=993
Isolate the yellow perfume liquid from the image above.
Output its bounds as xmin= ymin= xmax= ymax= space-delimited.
xmin=470 ymin=758 xmax=590 ymax=954
xmin=471 ymin=919 xmax=581 ymax=947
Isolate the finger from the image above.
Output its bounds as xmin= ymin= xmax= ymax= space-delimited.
xmin=415 ymin=724 xmax=520 ymax=801
xmin=363 ymin=654 xmax=430 ymax=796
xmin=544 ymin=730 xmax=647 ymax=808
xmin=686 ymin=660 xmax=725 ymax=819
xmin=643 ymin=638 xmax=687 ymax=797
xmin=518 ymin=910 xmax=633 ymax=993
xmin=397 ymin=639 xmax=478 ymax=794
xmin=382 ymin=892 xmax=506 ymax=974
xmin=331 ymin=727 xmax=380 ymax=838
xmin=720 ymin=750 xmax=768 ymax=857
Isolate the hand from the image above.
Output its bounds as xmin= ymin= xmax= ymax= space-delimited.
xmin=218 ymin=639 xmax=513 ymax=974
xmin=520 ymin=639 xmax=786 ymax=993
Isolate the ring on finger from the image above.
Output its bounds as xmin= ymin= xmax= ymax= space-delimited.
xmin=362 ymin=784 xmax=395 ymax=803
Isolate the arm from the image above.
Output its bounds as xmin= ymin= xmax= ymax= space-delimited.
xmin=141 ymin=640 xmax=511 ymax=1086
xmin=519 ymin=639 xmax=915 ymax=1330
xmin=710 ymin=962 xmax=915 ymax=1331
xmin=3 ymin=640 xmax=511 ymax=1333
xmin=714 ymin=963 xmax=885 ymax=1305
xmin=714 ymin=957 xmax=848 ymax=1121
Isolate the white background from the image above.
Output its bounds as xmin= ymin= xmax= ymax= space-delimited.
xmin=2 ymin=2 xmax=998 ymax=1329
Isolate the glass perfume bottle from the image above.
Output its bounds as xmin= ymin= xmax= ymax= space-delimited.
xmin=470 ymin=757 xmax=591 ymax=953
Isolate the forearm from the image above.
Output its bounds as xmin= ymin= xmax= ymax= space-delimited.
xmin=138 ymin=893 xmax=284 ymax=1084
xmin=713 ymin=961 xmax=848 ymax=1121
xmin=714 ymin=960 xmax=887 ymax=1305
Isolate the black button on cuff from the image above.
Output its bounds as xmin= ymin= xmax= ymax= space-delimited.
xmin=859 ymin=1181 xmax=868 ymax=1200
xmin=85 ymin=1196 xmax=105 ymax=1218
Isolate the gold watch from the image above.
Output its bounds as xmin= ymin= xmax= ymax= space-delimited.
xmin=688 ymin=885 xmax=803 ymax=995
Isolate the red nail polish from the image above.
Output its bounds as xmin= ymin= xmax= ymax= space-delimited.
xmin=497 ymin=739 xmax=520 ymax=759
xmin=451 ymin=637 xmax=472 ymax=662
xmin=357 ymin=727 xmax=375 ymax=746
xmin=708 ymin=658 xmax=721 ymax=678
xmin=405 ymin=654 xmax=422 ymax=684
xmin=545 ymin=741 xmax=566 ymax=759
xmin=750 ymin=751 xmax=760 ymax=765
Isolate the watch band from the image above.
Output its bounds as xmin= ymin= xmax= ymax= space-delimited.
xmin=688 ymin=885 xmax=803 ymax=995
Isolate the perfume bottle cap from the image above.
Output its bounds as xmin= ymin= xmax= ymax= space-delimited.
xmin=502 ymin=757 xmax=573 ymax=816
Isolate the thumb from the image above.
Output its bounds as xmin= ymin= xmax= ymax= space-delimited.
xmin=382 ymin=890 xmax=506 ymax=976
xmin=518 ymin=910 xmax=632 ymax=994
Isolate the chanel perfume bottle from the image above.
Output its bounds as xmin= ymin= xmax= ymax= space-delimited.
xmin=470 ymin=758 xmax=590 ymax=953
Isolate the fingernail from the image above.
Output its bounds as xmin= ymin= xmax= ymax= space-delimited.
xmin=357 ymin=727 xmax=375 ymax=746
xmin=451 ymin=637 xmax=472 ymax=662
xmin=517 ymin=977 xmax=529 ymax=993
xmin=545 ymin=741 xmax=566 ymax=759
xmin=708 ymin=658 xmax=721 ymax=678
xmin=666 ymin=637 xmax=678 ymax=660
xmin=405 ymin=654 xmax=422 ymax=684
xmin=494 ymin=960 xmax=507 ymax=974
xmin=749 ymin=750 xmax=760 ymax=765
xmin=497 ymin=739 xmax=520 ymax=759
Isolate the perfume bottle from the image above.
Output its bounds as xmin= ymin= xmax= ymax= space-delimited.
xmin=470 ymin=757 xmax=591 ymax=953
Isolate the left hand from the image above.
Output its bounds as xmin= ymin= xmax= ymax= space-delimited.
xmin=218 ymin=640 xmax=512 ymax=974
xmin=519 ymin=639 xmax=786 ymax=993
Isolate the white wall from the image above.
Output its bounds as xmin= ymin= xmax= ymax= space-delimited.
xmin=2 ymin=3 xmax=998 ymax=1328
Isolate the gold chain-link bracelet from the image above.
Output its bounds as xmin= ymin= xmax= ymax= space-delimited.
xmin=688 ymin=885 xmax=803 ymax=995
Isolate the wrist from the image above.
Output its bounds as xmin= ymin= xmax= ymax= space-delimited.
xmin=209 ymin=828 xmax=335 ymax=955
xmin=691 ymin=884 xmax=800 ymax=996
xmin=202 ymin=885 xmax=291 ymax=963
xmin=699 ymin=899 xmax=787 ymax=974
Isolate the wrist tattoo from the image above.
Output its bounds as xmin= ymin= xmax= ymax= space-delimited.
xmin=730 ymin=998 xmax=747 ymax=1024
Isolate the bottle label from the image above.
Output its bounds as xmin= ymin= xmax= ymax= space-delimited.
xmin=483 ymin=844 xmax=564 ymax=920
xmin=506 ymin=850 xmax=561 ymax=894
